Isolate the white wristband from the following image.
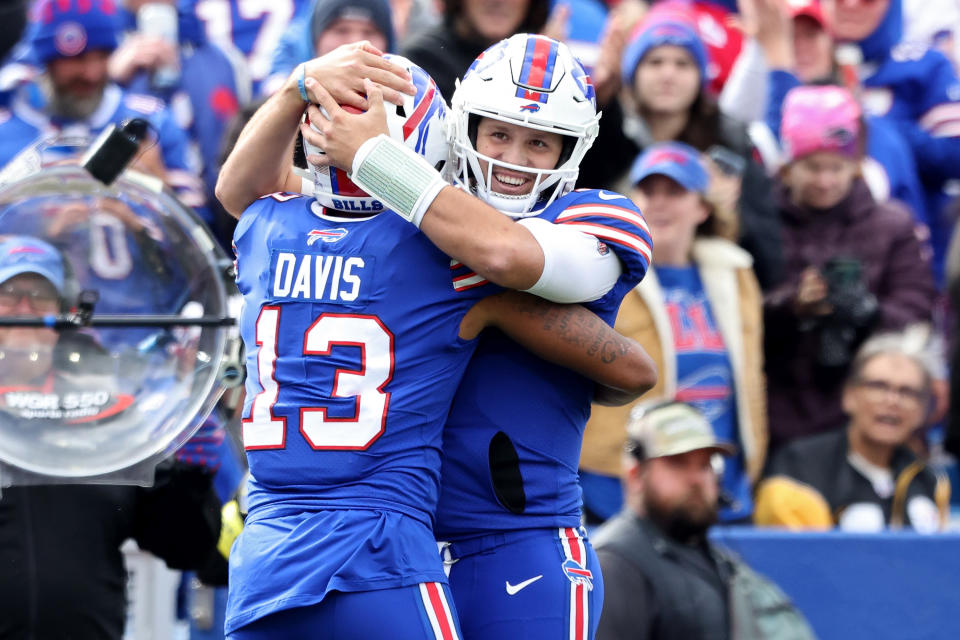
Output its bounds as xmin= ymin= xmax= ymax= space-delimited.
xmin=350 ymin=134 xmax=446 ymax=228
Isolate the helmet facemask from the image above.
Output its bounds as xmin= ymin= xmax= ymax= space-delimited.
xmin=449 ymin=35 xmax=600 ymax=218
xmin=452 ymin=110 xmax=585 ymax=216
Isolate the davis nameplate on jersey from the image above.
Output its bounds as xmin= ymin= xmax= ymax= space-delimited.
xmin=269 ymin=250 xmax=374 ymax=304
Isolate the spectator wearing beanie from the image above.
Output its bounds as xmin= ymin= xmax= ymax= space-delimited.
xmin=727 ymin=0 xmax=928 ymax=253
xmin=262 ymin=0 xmax=396 ymax=96
xmin=0 ymin=0 xmax=209 ymax=217
xmin=580 ymin=1 xmax=784 ymax=290
xmin=763 ymin=84 xmax=935 ymax=452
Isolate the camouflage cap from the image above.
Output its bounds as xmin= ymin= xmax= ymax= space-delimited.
xmin=626 ymin=401 xmax=736 ymax=459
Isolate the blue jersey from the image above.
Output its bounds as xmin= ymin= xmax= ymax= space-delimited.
xmin=122 ymin=6 xmax=250 ymax=212
xmin=860 ymin=44 xmax=960 ymax=283
xmin=188 ymin=0 xmax=312 ymax=93
xmin=0 ymin=181 xmax=191 ymax=352
xmin=658 ymin=265 xmax=752 ymax=521
xmin=227 ymin=194 xmax=496 ymax=631
xmin=0 ymin=82 xmax=208 ymax=219
xmin=435 ymin=189 xmax=652 ymax=539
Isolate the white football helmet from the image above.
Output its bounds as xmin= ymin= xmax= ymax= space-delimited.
xmin=302 ymin=54 xmax=450 ymax=214
xmin=449 ymin=34 xmax=601 ymax=217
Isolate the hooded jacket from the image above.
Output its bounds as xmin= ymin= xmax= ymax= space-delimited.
xmin=763 ymin=178 xmax=935 ymax=449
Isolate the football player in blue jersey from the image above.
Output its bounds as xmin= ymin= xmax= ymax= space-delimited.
xmin=307 ymin=33 xmax=652 ymax=640
xmin=218 ymin=53 xmax=656 ymax=639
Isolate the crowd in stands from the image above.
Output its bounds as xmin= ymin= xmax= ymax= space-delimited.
xmin=2 ymin=0 xmax=960 ymax=637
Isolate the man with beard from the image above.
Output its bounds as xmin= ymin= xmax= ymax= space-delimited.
xmin=0 ymin=0 xmax=208 ymax=220
xmin=592 ymin=401 xmax=790 ymax=640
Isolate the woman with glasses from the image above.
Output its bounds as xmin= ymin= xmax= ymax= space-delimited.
xmin=755 ymin=330 xmax=950 ymax=532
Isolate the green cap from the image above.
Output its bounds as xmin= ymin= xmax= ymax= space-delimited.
xmin=626 ymin=401 xmax=736 ymax=459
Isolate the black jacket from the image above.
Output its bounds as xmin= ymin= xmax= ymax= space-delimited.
xmin=766 ymin=428 xmax=942 ymax=528
xmin=593 ymin=513 xmax=731 ymax=640
xmin=401 ymin=24 xmax=489 ymax=104
xmin=0 ymin=462 xmax=221 ymax=640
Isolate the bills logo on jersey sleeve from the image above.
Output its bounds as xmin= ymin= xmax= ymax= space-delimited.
xmin=514 ymin=36 xmax=560 ymax=104
xmin=270 ymin=250 xmax=374 ymax=304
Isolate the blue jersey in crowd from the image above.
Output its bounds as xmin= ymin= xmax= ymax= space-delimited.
xmin=188 ymin=0 xmax=312 ymax=93
xmin=658 ymin=265 xmax=752 ymax=522
xmin=860 ymin=43 xmax=960 ymax=283
xmin=121 ymin=5 xmax=250 ymax=207
xmin=435 ymin=188 xmax=652 ymax=539
xmin=226 ymin=193 xmax=497 ymax=633
xmin=0 ymin=82 xmax=208 ymax=220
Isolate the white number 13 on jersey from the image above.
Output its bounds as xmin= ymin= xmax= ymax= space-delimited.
xmin=243 ymin=307 xmax=395 ymax=450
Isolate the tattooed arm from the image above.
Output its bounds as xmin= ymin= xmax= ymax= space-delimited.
xmin=460 ymin=291 xmax=657 ymax=405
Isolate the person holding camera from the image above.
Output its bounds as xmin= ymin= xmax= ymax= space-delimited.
xmin=763 ymin=85 xmax=936 ymax=453
xmin=580 ymin=142 xmax=767 ymax=525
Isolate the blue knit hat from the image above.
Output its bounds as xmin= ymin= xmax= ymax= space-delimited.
xmin=621 ymin=2 xmax=708 ymax=88
xmin=31 ymin=0 xmax=120 ymax=64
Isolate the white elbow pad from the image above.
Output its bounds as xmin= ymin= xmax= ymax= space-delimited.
xmin=518 ymin=217 xmax=622 ymax=303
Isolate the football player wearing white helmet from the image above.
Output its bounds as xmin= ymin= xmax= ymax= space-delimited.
xmin=311 ymin=34 xmax=653 ymax=640
xmin=218 ymin=45 xmax=655 ymax=640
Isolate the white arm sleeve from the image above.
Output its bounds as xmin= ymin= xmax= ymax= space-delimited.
xmin=718 ymin=38 xmax=770 ymax=125
xmin=518 ymin=217 xmax=623 ymax=303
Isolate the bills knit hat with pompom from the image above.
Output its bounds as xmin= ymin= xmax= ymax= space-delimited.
xmin=31 ymin=0 xmax=120 ymax=64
